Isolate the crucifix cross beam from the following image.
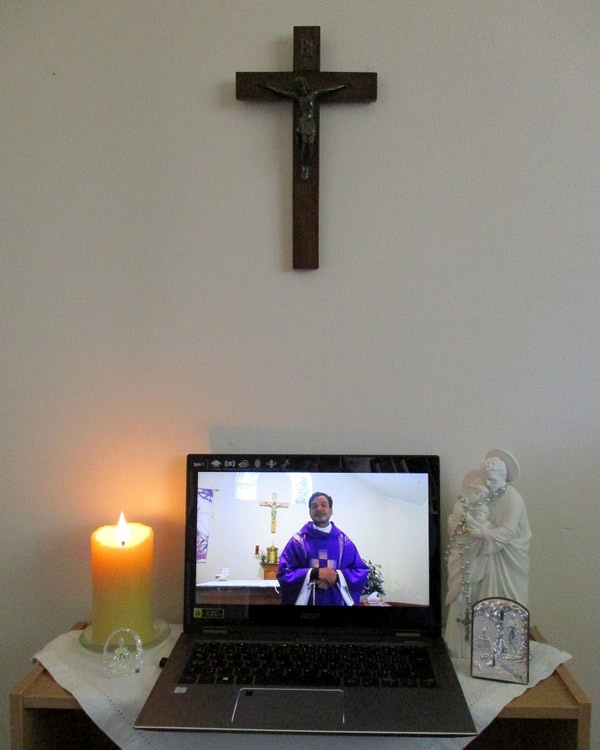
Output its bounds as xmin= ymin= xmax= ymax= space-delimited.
xmin=259 ymin=492 xmax=289 ymax=533
xmin=236 ymin=26 xmax=377 ymax=269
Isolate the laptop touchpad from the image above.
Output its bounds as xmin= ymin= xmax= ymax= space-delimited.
xmin=232 ymin=687 xmax=345 ymax=731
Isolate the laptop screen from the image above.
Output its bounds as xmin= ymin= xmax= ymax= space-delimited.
xmin=184 ymin=455 xmax=441 ymax=635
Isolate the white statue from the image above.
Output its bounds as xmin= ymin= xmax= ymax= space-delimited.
xmin=444 ymin=449 xmax=531 ymax=659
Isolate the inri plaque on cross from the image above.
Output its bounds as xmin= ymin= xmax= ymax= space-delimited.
xmin=236 ymin=27 xmax=377 ymax=269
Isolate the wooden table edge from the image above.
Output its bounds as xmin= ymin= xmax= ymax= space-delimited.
xmin=11 ymin=622 xmax=591 ymax=746
xmin=497 ymin=626 xmax=591 ymax=750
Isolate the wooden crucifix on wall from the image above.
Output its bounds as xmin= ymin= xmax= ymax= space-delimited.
xmin=236 ymin=26 xmax=377 ymax=269
xmin=260 ymin=493 xmax=289 ymax=533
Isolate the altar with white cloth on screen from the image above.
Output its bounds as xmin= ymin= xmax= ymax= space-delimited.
xmin=196 ymin=579 xmax=282 ymax=606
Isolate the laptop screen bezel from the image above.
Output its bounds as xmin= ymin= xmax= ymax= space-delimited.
xmin=183 ymin=454 xmax=442 ymax=636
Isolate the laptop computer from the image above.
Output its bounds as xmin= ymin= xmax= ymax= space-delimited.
xmin=135 ymin=454 xmax=476 ymax=737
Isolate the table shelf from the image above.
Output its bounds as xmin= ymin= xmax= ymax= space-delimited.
xmin=10 ymin=624 xmax=590 ymax=750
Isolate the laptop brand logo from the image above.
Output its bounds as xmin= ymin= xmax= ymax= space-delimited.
xmin=299 ymin=612 xmax=320 ymax=620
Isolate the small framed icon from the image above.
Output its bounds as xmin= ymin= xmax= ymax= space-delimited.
xmin=471 ymin=598 xmax=529 ymax=684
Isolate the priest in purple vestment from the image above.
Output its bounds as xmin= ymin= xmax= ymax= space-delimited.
xmin=277 ymin=492 xmax=369 ymax=606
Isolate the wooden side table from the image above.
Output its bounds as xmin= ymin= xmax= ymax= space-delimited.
xmin=10 ymin=625 xmax=590 ymax=750
xmin=467 ymin=627 xmax=590 ymax=749
xmin=10 ymin=623 xmax=118 ymax=750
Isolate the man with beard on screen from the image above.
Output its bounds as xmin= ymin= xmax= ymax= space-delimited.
xmin=277 ymin=491 xmax=369 ymax=605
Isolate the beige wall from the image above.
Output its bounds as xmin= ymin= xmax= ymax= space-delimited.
xmin=2 ymin=1 xmax=598 ymax=747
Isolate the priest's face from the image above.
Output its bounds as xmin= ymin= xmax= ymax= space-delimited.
xmin=309 ymin=494 xmax=333 ymax=527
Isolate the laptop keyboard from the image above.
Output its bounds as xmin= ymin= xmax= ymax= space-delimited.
xmin=178 ymin=641 xmax=437 ymax=688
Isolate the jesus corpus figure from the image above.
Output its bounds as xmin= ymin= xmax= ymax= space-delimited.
xmin=260 ymin=76 xmax=348 ymax=179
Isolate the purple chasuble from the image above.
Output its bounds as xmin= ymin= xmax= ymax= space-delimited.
xmin=277 ymin=522 xmax=369 ymax=605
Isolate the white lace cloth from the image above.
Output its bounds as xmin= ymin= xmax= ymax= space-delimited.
xmin=34 ymin=627 xmax=571 ymax=750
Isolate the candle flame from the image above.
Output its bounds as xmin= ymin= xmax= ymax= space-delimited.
xmin=116 ymin=511 xmax=131 ymax=547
